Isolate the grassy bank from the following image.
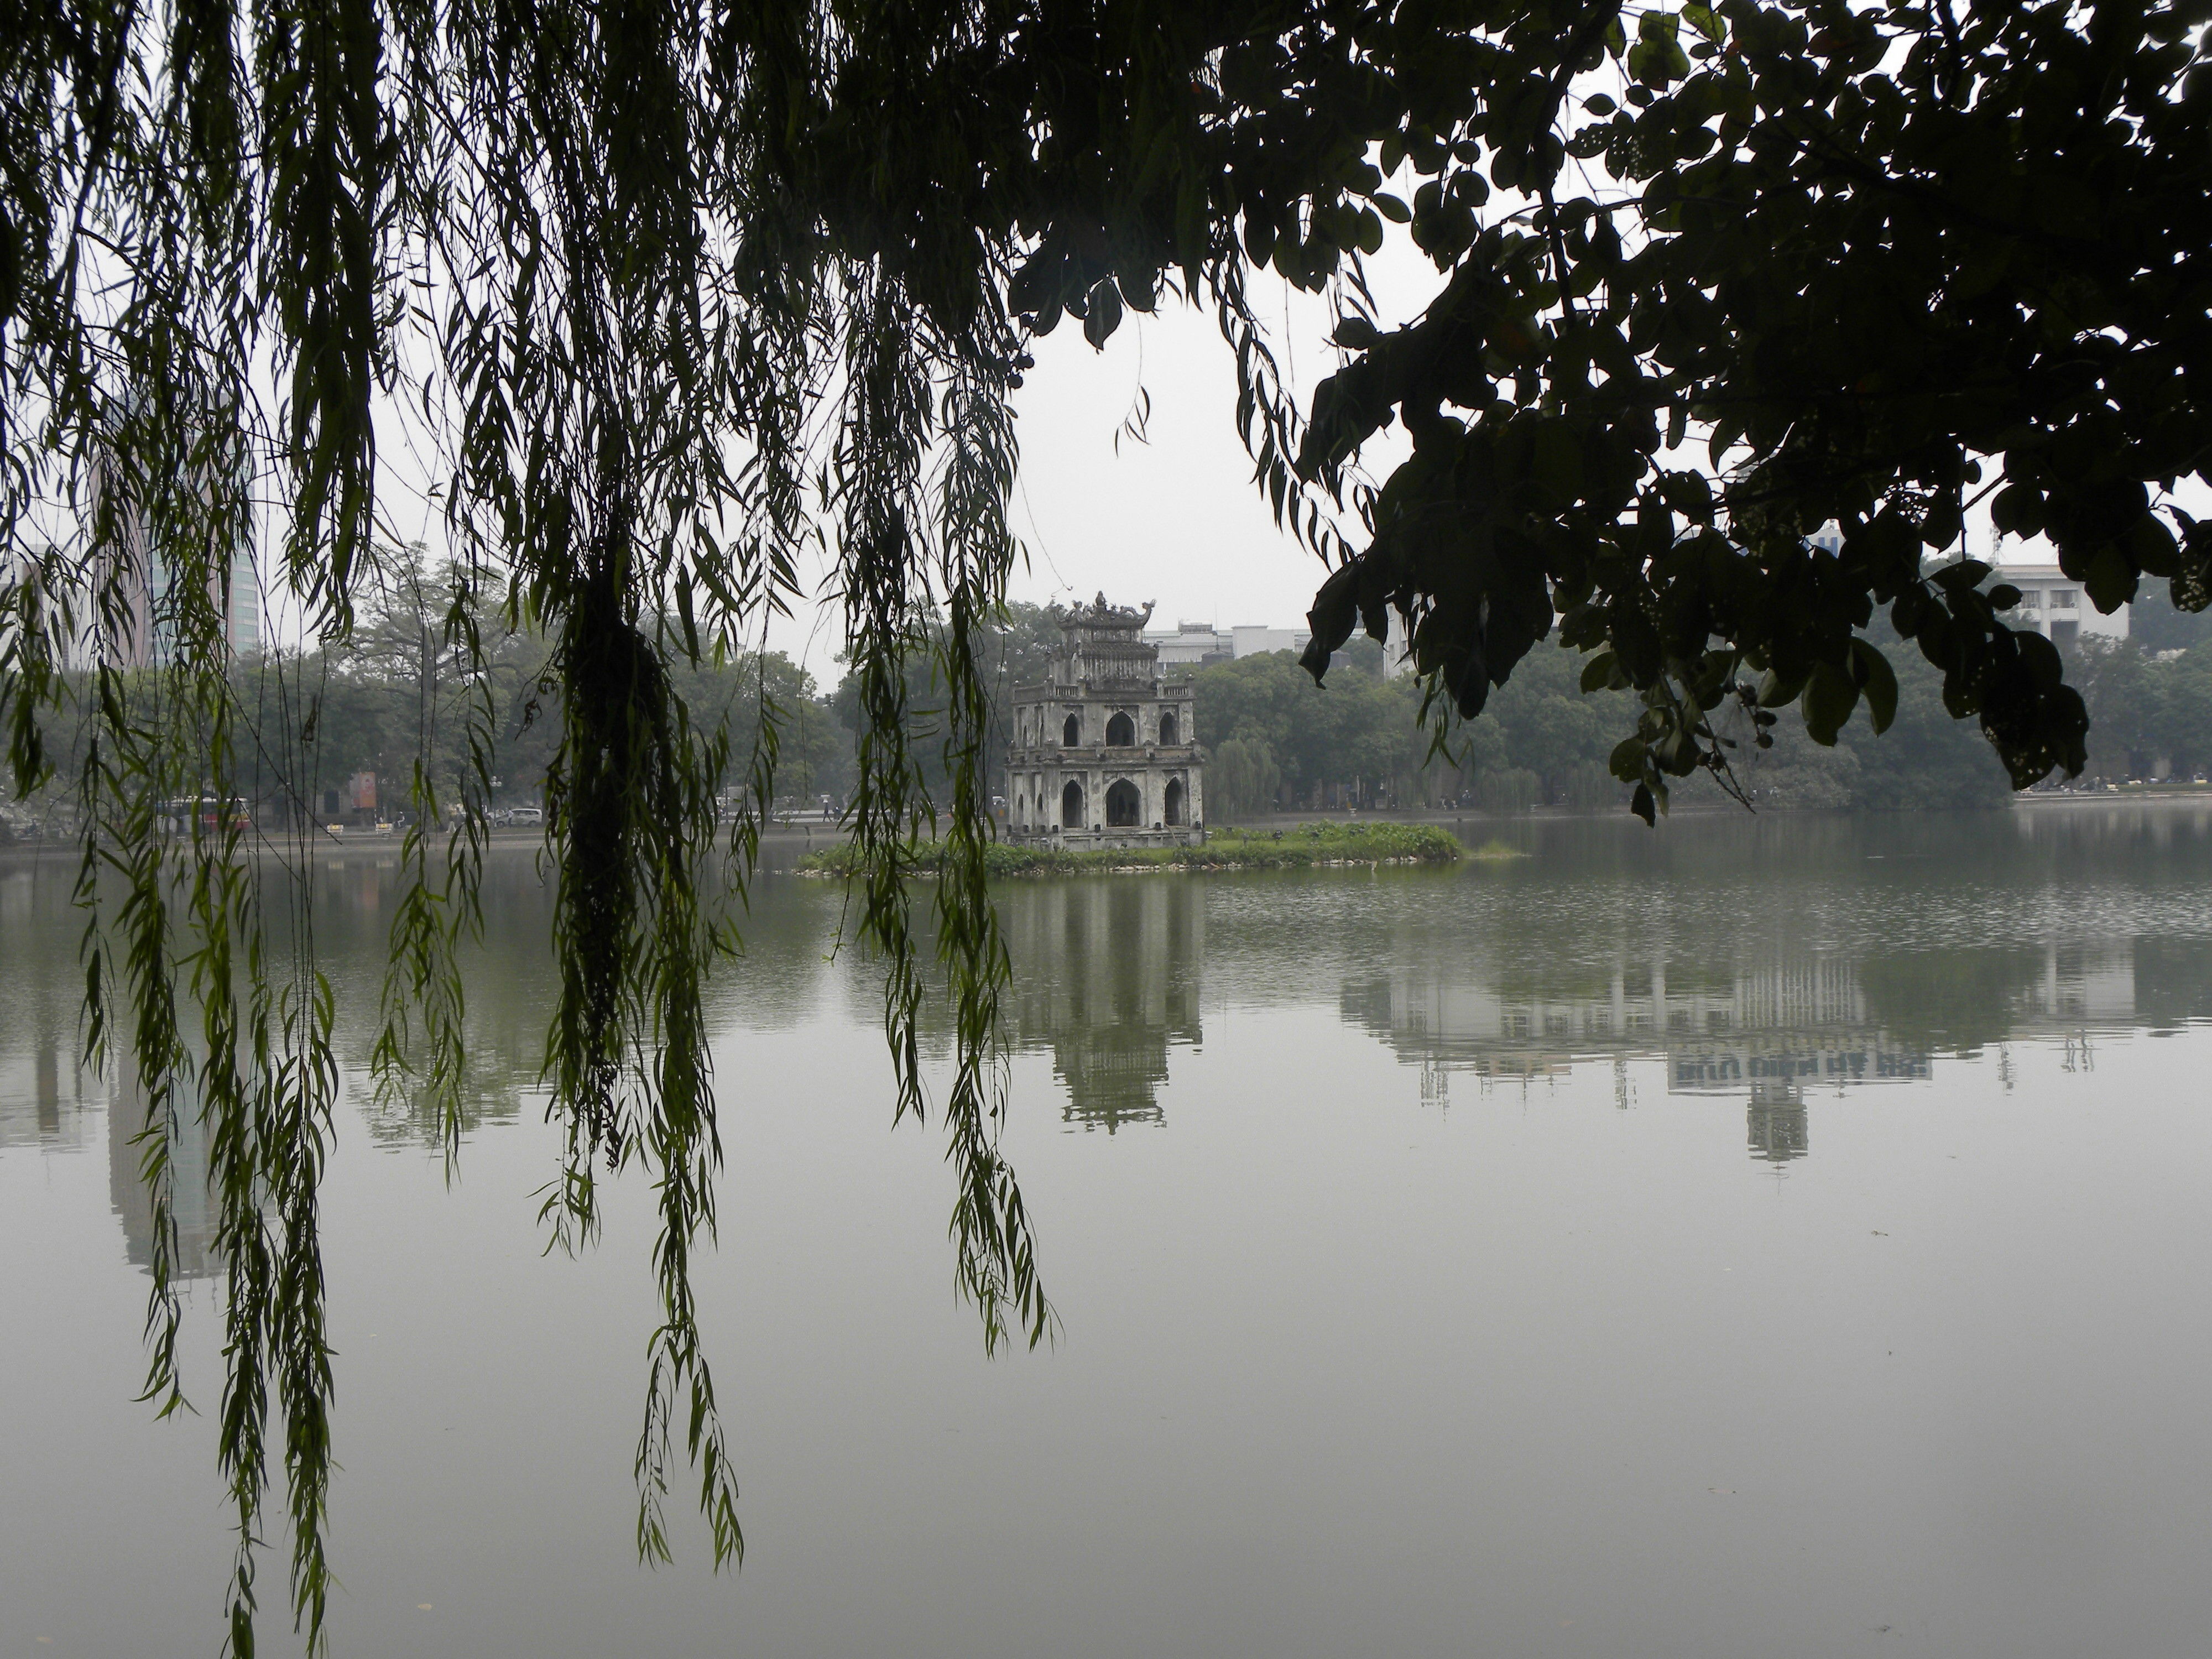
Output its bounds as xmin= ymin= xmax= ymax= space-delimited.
xmin=796 ymin=821 xmax=1464 ymax=878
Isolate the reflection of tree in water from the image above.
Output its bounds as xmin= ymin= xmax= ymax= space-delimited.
xmin=6 ymin=851 xmax=854 ymax=1170
xmin=320 ymin=853 xmax=563 ymax=1149
xmin=1856 ymin=946 xmax=2047 ymax=1050
xmin=357 ymin=1057 xmax=545 ymax=1150
xmin=340 ymin=855 xmax=841 ymax=1150
xmin=1001 ymin=879 xmax=1203 ymax=1131
xmin=2136 ymin=938 xmax=2212 ymax=1029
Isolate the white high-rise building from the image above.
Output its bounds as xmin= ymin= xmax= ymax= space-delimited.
xmin=87 ymin=446 xmax=262 ymax=667
xmin=1987 ymin=531 xmax=2128 ymax=646
xmin=1807 ymin=520 xmax=2128 ymax=646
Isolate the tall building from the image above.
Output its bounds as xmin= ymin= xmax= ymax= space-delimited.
xmin=1808 ymin=519 xmax=2130 ymax=646
xmin=1988 ymin=531 xmax=2128 ymax=646
xmin=1007 ymin=596 xmax=1206 ymax=847
xmin=87 ymin=444 xmax=262 ymax=668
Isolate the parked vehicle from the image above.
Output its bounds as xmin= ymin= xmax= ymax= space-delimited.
xmin=159 ymin=796 xmax=252 ymax=836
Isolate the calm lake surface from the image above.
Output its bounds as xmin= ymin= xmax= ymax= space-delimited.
xmin=5 ymin=805 xmax=2212 ymax=1658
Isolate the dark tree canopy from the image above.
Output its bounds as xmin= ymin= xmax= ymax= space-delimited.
xmin=3 ymin=2 xmax=2208 ymax=1651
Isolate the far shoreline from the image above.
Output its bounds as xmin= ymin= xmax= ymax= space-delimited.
xmin=6 ymin=785 xmax=2208 ymax=872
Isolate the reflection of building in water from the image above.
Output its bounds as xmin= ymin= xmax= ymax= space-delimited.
xmin=1350 ymin=936 xmax=2152 ymax=1162
xmin=0 ymin=1005 xmax=221 ymax=1274
xmin=1667 ymin=1036 xmax=1932 ymax=1094
xmin=1343 ymin=954 xmax=1938 ymax=1166
xmin=1746 ymin=1080 xmax=1811 ymax=1164
xmin=1003 ymin=879 xmax=1203 ymax=1131
xmin=107 ymin=1060 xmax=222 ymax=1280
xmin=1348 ymin=956 xmax=1915 ymax=1066
xmin=2015 ymin=941 xmax=2135 ymax=1024
xmin=0 ymin=1028 xmax=98 ymax=1151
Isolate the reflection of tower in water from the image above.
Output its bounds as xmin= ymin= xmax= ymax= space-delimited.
xmin=1746 ymin=1079 xmax=1810 ymax=1164
xmin=1003 ymin=879 xmax=1203 ymax=1131
xmin=0 ymin=1025 xmax=97 ymax=1151
xmin=107 ymin=1060 xmax=222 ymax=1279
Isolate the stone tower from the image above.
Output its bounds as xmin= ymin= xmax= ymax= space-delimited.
xmin=1008 ymin=595 xmax=1205 ymax=847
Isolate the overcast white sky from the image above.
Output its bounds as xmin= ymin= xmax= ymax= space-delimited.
xmin=763 ymin=300 xmax=1338 ymax=682
xmin=764 ymin=271 xmax=1431 ymax=685
xmin=761 ymin=246 xmax=1469 ymax=681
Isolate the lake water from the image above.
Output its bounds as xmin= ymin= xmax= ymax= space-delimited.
xmin=4 ymin=805 xmax=2212 ymax=1658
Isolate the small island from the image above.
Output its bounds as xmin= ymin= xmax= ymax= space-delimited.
xmin=797 ymin=593 xmax=1471 ymax=877
xmin=796 ymin=820 xmax=1466 ymax=878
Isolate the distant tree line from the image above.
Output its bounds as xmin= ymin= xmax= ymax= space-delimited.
xmin=297 ymin=585 xmax=2212 ymax=823
xmin=307 ymin=561 xmax=852 ymax=820
xmin=15 ymin=587 xmax=2202 ymax=845
xmin=8 ymin=552 xmax=853 ymax=832
xmin=1193 ymin=622 xmax=2025 ymax=819
xmin=2069 ymin=607 xmax=2212 ymax=784
xmin=1193 ymin=596 xmax=2212 ymax=819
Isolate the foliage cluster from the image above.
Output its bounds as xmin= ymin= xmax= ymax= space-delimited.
xmin=2071 ymin=637 xmax=2212 ymax=781
xmin=1198 ymin=639 xmax=2014 ymax=815
xmin=1278 ymin=0 xmax=2211 ymax=821
xmin=827 ymin=599 xmax=1065 ymax=803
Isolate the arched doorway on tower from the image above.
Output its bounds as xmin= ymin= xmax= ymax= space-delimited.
xmin=1105 ymin=778 xmax=1141 ymax=827
xmin=1060 ymin=779 xmax=1084 ymax=829
xmin=1164 ymin=777 xmax=1186 ymax=826
xmin=1105 ymin=710 xmax=1135 ymax=747
xmin=1159 ymin=709 xmax=1179 ymax=745
xmin=1062 ymin=712 xmax=1081 ymax=747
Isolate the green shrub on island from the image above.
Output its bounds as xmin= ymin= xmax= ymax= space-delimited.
xmin=796 ymin=821 xmax=1463 ymax=878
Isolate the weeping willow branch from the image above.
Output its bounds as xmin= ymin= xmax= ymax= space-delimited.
xmin=8 ymin=2 xmax=1063 ymax=1652
xmin=931 ymin=356 xmax=1050 ymax=1353
xmin=371 ymin=554 xmax=492 ymax=1170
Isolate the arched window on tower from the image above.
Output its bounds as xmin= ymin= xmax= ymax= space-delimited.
xmin=1106 ymin=711 xmax=1135 ymax=747
xmin=1062 ymin=712 xmax=1081 ymax=747
xmin=1105 ymin=778 xmax=1141 ymax=827
xmin=1164 ymin=777 xmax=1186 ymax=826
xmin=1060 ymin=779 xmax=1084 ymax=829
xmin=1159 ymin=709 xmax=1179 ymax=747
